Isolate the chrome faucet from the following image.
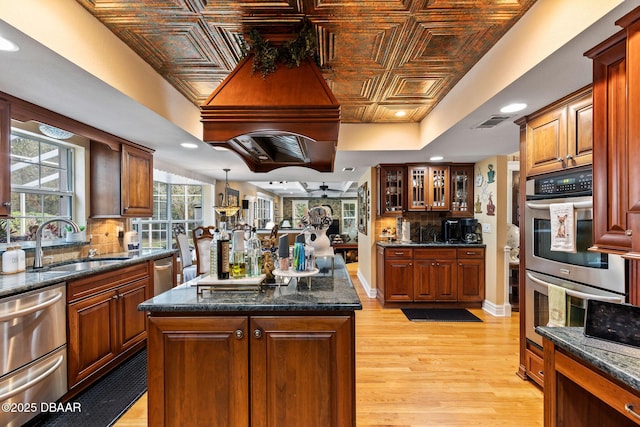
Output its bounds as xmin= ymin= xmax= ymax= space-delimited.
xmin=33 ymin=218 xmax=81 ymax=268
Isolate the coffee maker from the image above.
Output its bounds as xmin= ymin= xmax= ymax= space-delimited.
xmin=442 ymin=219 xmax=461 ymax=243
xmin=459 ymin=218 xmax=479 ymax=243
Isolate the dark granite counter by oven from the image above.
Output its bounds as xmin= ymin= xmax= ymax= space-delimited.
xmin=0 ymin=248 xmax=176 ymax=298
xmin=139 ymin=255 xmax=362 ymax=313
xmin=536 ymin=326 xmax=640 ymax=392
xmin=376 ymin=240 xmax=486 ymax=248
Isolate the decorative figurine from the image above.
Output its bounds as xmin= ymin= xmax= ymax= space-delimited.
xmin=262 ymin=251 xmax=275 ymax=283
xmin=487 ymin=164 xmax=495 ymax=183
xmin=486 ymin=192 xmax=496 ymax=216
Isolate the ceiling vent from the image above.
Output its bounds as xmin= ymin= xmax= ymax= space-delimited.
xmin=474 ymin=114 xmax=514 ymax=129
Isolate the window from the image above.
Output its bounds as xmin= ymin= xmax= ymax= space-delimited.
xmin=255 ymin=195 xmax=273 ymax=229
xmin=133 ymin=182 xmax=203 ymax=249
xmin=2 ymin=130 xmax=74 ymax=243
xmin=341 ymin=200 xmax=357 ymax=239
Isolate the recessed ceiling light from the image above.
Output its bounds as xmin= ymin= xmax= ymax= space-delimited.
xmin=180 ymin=142 xmax=198 ymax=149
xmin=429 ymin=155 xmax=444 ymax=161
xmin=394 ymin=111 xmax=406 ymax=117
xmin=500 ymin=103 xmax=527 ymax=113
xmin=342 ymin=167 xmax=355 ymax=172
xmin=0 ymin=36 xmax=19 ymax=52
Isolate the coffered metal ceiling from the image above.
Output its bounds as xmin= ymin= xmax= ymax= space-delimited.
xmin=76 ymin=0 xmax=536 ymax=124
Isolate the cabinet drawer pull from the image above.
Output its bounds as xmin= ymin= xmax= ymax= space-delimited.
xmin=253 ymin=329 xmax=263 ymax=339
xmin=538 ymin=370 xmax=544 ymax=377
xmin=625 ymin=404 xmax=640 ymax=420
xmin=394 ymin=252 xmax=406 ymax=256
xmin=235 ymin=329 xmax=244 ymax=340
xmin=626 ymin=229 xmax=633 ymax=237
xmin=465 ymin=251 xmax=477 ymax=255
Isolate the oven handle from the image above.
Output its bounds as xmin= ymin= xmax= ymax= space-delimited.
xmin=526 ymin=200 xmax=592 ymax=210
xmin=0 ymin=354 xmax=64 ymax=401
xmin=526 ymin=272 xmax=624 ymax=303
xmin=0 ymin=290 xmax=63 ymax=322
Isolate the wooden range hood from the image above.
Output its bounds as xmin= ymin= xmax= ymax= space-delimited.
xmin=201 ymin=54 xmax=340 ymax=173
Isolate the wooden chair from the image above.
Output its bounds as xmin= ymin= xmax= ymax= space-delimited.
xmin=174 ymin=229 xmax=196 ymax=283
xmin=192 ymin=226 xmax=216 ymax=276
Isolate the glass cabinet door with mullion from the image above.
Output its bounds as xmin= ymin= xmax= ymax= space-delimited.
xmin=378 ymin=165 xmax=405 ymax=215
xmin=449 ymin=164 xmax=474 ymax=217
xmin=408 ymin=166 xmax=427 ymax=211
xmin=428 ymin=166 xmax=449 ymax=211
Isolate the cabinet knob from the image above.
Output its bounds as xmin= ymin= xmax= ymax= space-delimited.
xmin=566 ymin=154 xmax=574 ymax=161
xmin=112 ymin=294 xmax=118 ymax=300
xmin=626 ymin=229 xmax=633 ymax=237
xmin=235 ymin=329 xmax=244 ymax=340
xmin=625 ymin=403 xmax=640 ymax=420
xmin=2 ymin=202 xmax=10 ymax=207
xmin=556 ymin=157 xmax=564 ymax=163
xmin=253 ymin=329 xmax=263 ymax=339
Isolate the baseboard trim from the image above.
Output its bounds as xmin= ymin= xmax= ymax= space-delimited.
xmin=483 ymin=300 xmax=512 ymax=317
xmin=356 ymin=269 xmax=376 ymax=298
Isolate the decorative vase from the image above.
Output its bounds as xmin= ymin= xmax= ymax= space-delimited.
xmin=307 ymin=227 xmax=332 ymax=255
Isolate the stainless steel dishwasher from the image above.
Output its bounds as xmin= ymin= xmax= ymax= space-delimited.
xmin=153 ymin=256 xmax=174 ymax=295
xmin=0 ymin=283 xmax=68 ymax=427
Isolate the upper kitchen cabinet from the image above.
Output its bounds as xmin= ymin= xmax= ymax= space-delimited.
xmin=407 ymin=165 xmax=449 ymax=212
xmin=518 ymin=86 xmax=593 ymax=178
xmin=449 ymin=164 xmax=474 ymax=217
xmin=378 ymin=164 xmax=406 ymax=216
xmin=0 ymin=99 xmax=10 ymax=217
xmin=90 ymin=140 xmax=154 ymax=218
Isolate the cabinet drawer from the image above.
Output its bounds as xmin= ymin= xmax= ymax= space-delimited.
xmin=414 ymin=248 xmax=457 ymax=259
xmin=525 ymin=349 xmax=544 ymax=387
xmin=68 ymin=262 xmax=150 ymax=302
xmin=384 ymin=248 xmax=413 ymax=259
xmin=457 ymin=248 xmax=485 ymax=259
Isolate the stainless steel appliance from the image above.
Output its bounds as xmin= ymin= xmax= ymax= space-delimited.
xmin=442 ymin=218 xmax=461 ymax=243
xmin=459 ymin=218 xmax=478 ymax=243
xmin=0 ymin=283 xmax=68 ymax=426
xmin=524 ymin=167 xmax=627 ymax=348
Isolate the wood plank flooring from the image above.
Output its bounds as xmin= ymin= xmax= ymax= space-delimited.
xmin=116 ymin=263 xmax=543 ymax=426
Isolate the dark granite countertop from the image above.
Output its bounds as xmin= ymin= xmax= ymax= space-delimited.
xmin=0 ymin=248 xmax=176 ymax=298
xmin=376 ymin=240 xmax=486 ymax=248
xmin=536 ymin=326 xmax=640 ymax=392
xmin=139 ymin=256 xmax=362 ymax=313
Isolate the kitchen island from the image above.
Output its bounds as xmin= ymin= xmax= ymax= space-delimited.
xmin=139 ymin=256 xmax=362 ymax=427
xmin=536 ymin=326 xmax=640 ymax=426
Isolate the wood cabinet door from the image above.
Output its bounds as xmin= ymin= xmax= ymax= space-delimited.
xmin=525 ymin=105 xmax=567 ymax=176
xmin=378 ymin=164 xmax=405 ymax=215
xmin=567 ymin=90 xmax=593 ymax=169
xmin=250 ymin=315 xmax=355 ymax=427
xmin=376 ymin=246 xmax=385 ymax=305
xmin=121 ymin=144 xmax=153 ymax=217
xmin=432 ymin=259 xmax=457 ymax=301
xmin=384 ymin=259 xmax=413 ymax=301
xmin=414 ymin=259 xmax=436 ymax=300
xmin=449 ymin=164 xmax=474 ymax=217
xmin=147 ymin=316 xmax=249 ymax=427
xmin=115 ymin=278 xmax=148 ymax=353
xmin=0 ymin=98 xmax=11 ymax=217
xmin=427 ymin=166 xmax=450 ymax=211
xmin=590 ymin=38 xmax=632 ymax=252
xmin=67 ymin=290 xmax=118 ymax=387
xmin=407 ymin=165 xmax=427 ymax=211
xmin=457 ymin=258 xmax=485 ymax=302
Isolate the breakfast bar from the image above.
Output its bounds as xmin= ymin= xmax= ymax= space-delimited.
xmin=139 ymin=256 xmax=361 ymax=426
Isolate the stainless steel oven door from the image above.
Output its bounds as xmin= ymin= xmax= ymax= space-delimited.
xmin=525 ymin=270 xmax=625 ymax=348
xmin=524 ymin=196 xmax=625 ymax=294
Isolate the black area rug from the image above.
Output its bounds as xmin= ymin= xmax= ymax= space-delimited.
xmin=28 ymin=348 xmax=147 ymax=427
xmin=402 ymin=308 xmax=482 ymax=322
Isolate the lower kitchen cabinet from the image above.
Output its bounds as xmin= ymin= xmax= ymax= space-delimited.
xmin=147 ymin=314 xmax=355 ymax=427
xmin=377 ymin=245 xmax=485 ymax=306
xmin=66 ymin=262 xmax=150 ymax=395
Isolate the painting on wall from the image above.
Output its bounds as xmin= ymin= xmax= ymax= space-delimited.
xmin=291 ymin=200 xmax=309 ymax=228
xmin=357 ymin=182 xmax=368 ymax=235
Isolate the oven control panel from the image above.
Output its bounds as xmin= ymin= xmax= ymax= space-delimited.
xmin=531 ymin=169 xmax=592 ymax=196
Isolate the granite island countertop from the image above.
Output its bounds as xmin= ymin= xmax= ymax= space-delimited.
xmin=0 ymin=248 xmax=176 ymax=298
xmin=139 ymin=256 xmax=362 ymax=313
xmin=376 ymin=240 xmax=486 ymax=248
xmin=536 ymin=326 xmax=640 ymax=393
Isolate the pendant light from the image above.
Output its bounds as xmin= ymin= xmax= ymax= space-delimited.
xmin=215 ymin=168 xmax=240 ymax=217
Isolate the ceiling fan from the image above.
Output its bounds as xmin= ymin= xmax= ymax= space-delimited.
xmin=307 ymin=182 xmax=343 ymax=198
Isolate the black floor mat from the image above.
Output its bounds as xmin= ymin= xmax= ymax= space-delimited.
xmin=402 ymin=308 xmax=482 ymax=322
xmin=28 ymin=348 xmax=147 ymax=427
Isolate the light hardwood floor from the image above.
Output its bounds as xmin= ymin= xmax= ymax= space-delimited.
xmin=116 ymin=264 xmax=543 ymax=426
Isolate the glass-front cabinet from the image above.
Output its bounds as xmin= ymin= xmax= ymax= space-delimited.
xmin=407 ymin=165 xmax=449 ymax=212
xmin=449 ymin=164 xmax=474 ymax=217
xmin=378 ymin=164 xmax=405 ymax=215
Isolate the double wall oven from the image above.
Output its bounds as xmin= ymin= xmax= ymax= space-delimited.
xmin=524 ymin=167 xmax=627 ymax=348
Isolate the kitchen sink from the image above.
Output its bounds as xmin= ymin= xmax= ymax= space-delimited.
xmin=41 ymin=259 xmax=126 ymax=272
